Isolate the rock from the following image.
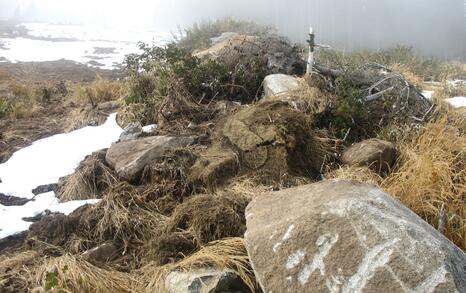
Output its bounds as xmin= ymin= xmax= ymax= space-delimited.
xmin=165 ymin=268 xmax=250 ymax=293
xmin=195 ymin=34 xmax=305 ymax=76
xmin=342 ymin=139 xmax=397 ymax=174
xmin=32 ymin=183 xmax=58 ymax=196
xmin=97 ymin=101 xmax=120 ymax=111
xmin=82 ymin=242 xmax=120 ymax=264
xmin=245 ymin=179 xmax=466 ymax=293
xmin=119 ymin=122 xmax=143 ymax=142
xmin=142 ymin=124 xmax=158 ymax=133
xmin=263 ymin=74 xmax=301 ymax=97
xmin=106 ymin=136 xmax=196 ymax=182
xmin=187 ymin=122 xmax=198 ymax=130
xmin=0 ymin=193 xmax=30 ymax=206
xmin=0 ymin=231 xmax=27 ymax=253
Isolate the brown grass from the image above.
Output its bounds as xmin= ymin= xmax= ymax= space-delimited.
xmin=35 ymin=254 xmax=142 ymax=292
xmin=0 ymin=251 xmax=39 ymax=292
xmin=142 ymin=238 xmax=258 ymax=292
xmin=71 ymin=76 xmax=125 ymax=107
xmin=326 ymin=166 xmax=383 ymax=186
xmin=381 ymin=114 xmax=466 ymax=249
xmin=166 ymin=193 xmax=250 ymax=244
xmin=57 ymin=151 xmax=117 ymax=202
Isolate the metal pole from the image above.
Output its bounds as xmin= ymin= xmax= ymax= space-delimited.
xmin=307 ymin=26 xmax=315 ymax=75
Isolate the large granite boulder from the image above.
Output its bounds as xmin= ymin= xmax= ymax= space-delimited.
xmin=106 ymin=136 xmax=196 ymax=182
xmin=245 ymin=179 xmax=466 ymax=293
xmin=165 ymin=268 xmax=250 ymax=293
xmin=195 ymin=33 xmax=306 ymax=76
xmin=342 ymin=139 xmax=397 ymax=174
xmin=263 ymin=74 xmax=301 ymax=97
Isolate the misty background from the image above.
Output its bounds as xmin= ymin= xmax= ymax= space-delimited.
xmin=1 ymin=0 xmax=466 ymax=59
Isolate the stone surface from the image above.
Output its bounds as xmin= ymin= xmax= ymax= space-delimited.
xmin=119 ymin=122 xmax=143 ymax=142
xmin=32 ymin=183 xmax=58 ymax=196
xmin=342 ymin=139 xmax=396 ymax=174
xmin=165 ymin=268 xmax=250 ymax=293
xmin=82 ymin=242 xmax=120 ymax=264
xmin=195 ymin=34 xmax=306 ymax=76
xmin=106 ymin=136 xmax=196 ymax=182
xmin=263 ymin=74 xmax=301 ymax=97
xmin=245 ymin=179 xmax=466 ymax=293
xmin=97 ymin=101 xmax=120 ymax=111
xmin=0 ymin=193 xmax=30 ymax=206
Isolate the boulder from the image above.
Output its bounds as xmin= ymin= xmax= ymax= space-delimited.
xmin=165 ymin=268 xmax=250 ymax=293
xmin=245 ymin=179 xmax=466 ymax=293
xmin=32 ymin=183 xmax=58 ymax=196
xmin=195 ymin=34 xmax=306 ymax=76
xmin=263 ymin=74 xmax=301 ymax=97
xmin=106 ymin=136 xmax=196 ymax=182
xmin=342 ymin=139 xmax=396 ymax=174
xmin=82 ymin=242 xmax=120 ymax=264
xmin=97 ymin=101 xmax=120 ymax=111
xmin=119 ymin=122 xmax=143 ymax=142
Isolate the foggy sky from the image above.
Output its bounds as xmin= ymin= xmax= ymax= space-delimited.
xmin=1 ymin=0 xmax=466 ymax=59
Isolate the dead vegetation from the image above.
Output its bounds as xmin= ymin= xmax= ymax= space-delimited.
xmin=142 ymin=238 xmax=258 ymax=292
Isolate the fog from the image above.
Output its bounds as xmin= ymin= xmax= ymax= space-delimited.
xmin=1 ymin=0 xmax=466 ymax=59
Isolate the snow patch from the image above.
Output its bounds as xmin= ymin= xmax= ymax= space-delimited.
xmin=0 ymin=113 xmax=122 ymax=239
xmin=446 ymin=97 xmax=466 ymax=108
xmin=286 ymin=249 xmax=306 ymax=270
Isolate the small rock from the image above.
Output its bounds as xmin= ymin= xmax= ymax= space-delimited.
xmin=165 ymin=268 xmax=250 ymax=293
xmin=106 ymin=136 xmax=197 ymax=182
xmin=119 ymin=122 xmax=143 ymax=142
xmin=97 ymin=101 xmax=120 ymax=111
xmin=82 ymin=242 xmax=120 ymax=264
xmin=32 ymin=183 xmax=58 ymax=196
xmin=245 ymin=179 xmax=466 ymax=293
xmin=342 ymin=138 xmax=396 ymax=174
xmin=0 ymin=193 xmax=31 ymax=206
xmin=263 ymin=74 xmax=301 ymax=97
xmin=187 ymin=122 xmax=198 ymax=130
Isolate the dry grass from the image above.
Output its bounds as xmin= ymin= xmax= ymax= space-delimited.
xmin=35 ymin=255 xmax=142 ymax=292
xmin=83 ymin=182 xmax=166 ymax=255
xmin=390 ymin=63 xmax=424 ymax=89
xmin=142 ymin=238 xmax=258 ymax=292
xmin=326 ymin=165 xmax=383 ymax=186
xmin=381 ymin=114 xmax=466 ymax=249
xmin=71 ymin=76 xmax=125 ymax=108
xmin=166 ymin=193 xmax=249 ymax=244
xmin=0 ymin=251 xmax=39 ymax=292
xmin=58 ymin=151 xmax=117 ymax=202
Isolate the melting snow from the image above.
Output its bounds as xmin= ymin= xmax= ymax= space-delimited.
xmin=421 ymin=91 xmax=434 ymax=100
xmin=0 ymin=113 xmax=122 ymax=239
xmin=446 ymin=97 xmax=466 ymax=108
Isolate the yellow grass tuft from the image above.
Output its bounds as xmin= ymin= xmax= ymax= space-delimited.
xmin=382 ymin=114 xmax=466 ymax=249
xmin=326 ymin=165 xmax=383 ymax=186
xmin=35 ymin=254 xmax=142 ymax=292
xmin=142 ymin=238 xmax=258 ymax=292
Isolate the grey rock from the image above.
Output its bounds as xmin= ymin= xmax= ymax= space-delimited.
xmin=106 ymin=136 xmax=196 ymax=182
xmin=245 ymin=179 xmax=466 ymax=293
xmin=32 ymin=183 xmax=58 ymax=196
xmin=342 ymin=138 xmax=397 ymax=174
xmin=82 ymin=242 xmax=120 ymax=264
xmin=263 ymin=74 xmax=301 ymax=97
xmin=0 ymin=193 xmax=30 ymax=206
xmin=97 ymin=101 xmax=120 ymax=111
xmin=119 ymin=122 xmax=143 ymax=142
xmin=165 ymin=268 xmax=250 ymax=293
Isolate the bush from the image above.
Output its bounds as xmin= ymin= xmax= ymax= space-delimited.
xmin=316 ymin=45 xmax=466 ymax=82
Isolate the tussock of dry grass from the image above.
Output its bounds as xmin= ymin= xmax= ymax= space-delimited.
xmin=166 ymin=193 xmax=249 ymax=244
xmin=326 ymin=165 xmax=383 ymax=186
xmin=71 ymin=76 xmax=125 ymax=107
xmin=382 ymin=114 xmax=466 ymax=249
xmin=84 ymin=182 xmax=166 ymax=254
xmin=142 ymin=238 xmax=257 ymax=292
xmin=35 ymin=254 xmax=142 ymax=292
xmin=0 ymin=251 xmax=39 ymax=292
xmin=58 ymin=151 xmax=116 ymax=202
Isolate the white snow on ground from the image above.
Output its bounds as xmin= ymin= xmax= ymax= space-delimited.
xmin=0 ymin=23 xmax=173 ymax=69
xmin=422 ymin=90 xmax=434 ymax=100
xmin=446 ymin=97 xmax=466 ymax=108
xmin=0 ymin=113 xmax=122 ymax=239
